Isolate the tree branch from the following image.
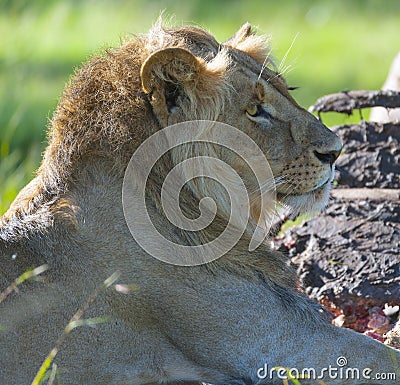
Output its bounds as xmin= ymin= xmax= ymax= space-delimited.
xmin=310 ymin=90 xmax=400 ymax=114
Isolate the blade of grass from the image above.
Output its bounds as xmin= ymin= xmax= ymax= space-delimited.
xmin=0 ymin=264 xmax=49 ymax=303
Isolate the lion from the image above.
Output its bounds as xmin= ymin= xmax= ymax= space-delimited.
xmin=0 ymin=20 xmax=399 ymax=385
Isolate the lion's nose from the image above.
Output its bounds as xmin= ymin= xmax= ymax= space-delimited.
xmin=313 ymin=149 xmax=341 ymax=167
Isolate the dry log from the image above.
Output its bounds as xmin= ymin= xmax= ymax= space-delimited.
xmin=331 ymin=188 xmax=400 ymax=201
xmin=310 ymin=90 xmax=400 ymax=114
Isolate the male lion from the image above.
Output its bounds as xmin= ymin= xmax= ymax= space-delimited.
xmin=0 ymin=21 xmax=399 ymax=385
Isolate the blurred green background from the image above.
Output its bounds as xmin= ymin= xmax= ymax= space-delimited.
xmin=1 ymin=0 xmax=399 ymax=214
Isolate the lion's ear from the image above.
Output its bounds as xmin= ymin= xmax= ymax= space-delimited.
xmin=141 ymin=47 xmax=200 ymax=94
xmin=224 ymin=23 xmax=269 ymax=65
xmin=140 ymin=48 xmax=203 ymax=119
xmin=224 ymin=22 xmax=252 ymax=48
xmin=141 ymin=46 xmax=229 ymax=124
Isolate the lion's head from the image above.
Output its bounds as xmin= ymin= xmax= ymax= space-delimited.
xmin=137 ymin=22 xmax=342 ymax=221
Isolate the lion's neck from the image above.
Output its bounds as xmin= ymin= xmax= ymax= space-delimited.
xmin=0 ymin=157 xmax=122 ymax=244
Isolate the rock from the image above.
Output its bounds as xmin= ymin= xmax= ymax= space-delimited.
xmin=333 ymin=121 xmax=400 ymax=189
xmin=275 ymin=198 xmax=400 ymax=305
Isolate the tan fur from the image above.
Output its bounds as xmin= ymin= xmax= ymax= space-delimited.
xmin=0 ymin=21 xmax=399 ymax=385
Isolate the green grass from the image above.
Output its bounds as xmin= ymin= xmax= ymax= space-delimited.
xmin=1 ymin=0 xmax=400 ymax=214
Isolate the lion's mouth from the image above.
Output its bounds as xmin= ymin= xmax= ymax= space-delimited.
xmin=276 ymin=176 xmax=333 ymax=217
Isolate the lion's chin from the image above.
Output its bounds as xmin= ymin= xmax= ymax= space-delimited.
xmin=277 ymin=180 xmax=332 ymax=219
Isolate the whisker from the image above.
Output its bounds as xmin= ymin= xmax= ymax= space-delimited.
xmin=279 ymin=177 xmax=301 ymax=201
xmin=258 ymin=47 xmax=273 ymax=80
xmin=278 ymin=63 xmax=294 ymax=78
xmin=278 ymin=32 xmax=299 ymax=74
xmin=248 ymin=174 xmax=287 ymax=197
xmin=266 ymin=71 xmax=283 ymax=84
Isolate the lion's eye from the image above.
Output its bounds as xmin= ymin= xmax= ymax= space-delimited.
xmin=246 ymin=104 xmax=271 ymax=119
xmin=246 ymin=105 xmax=260 ymax=117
